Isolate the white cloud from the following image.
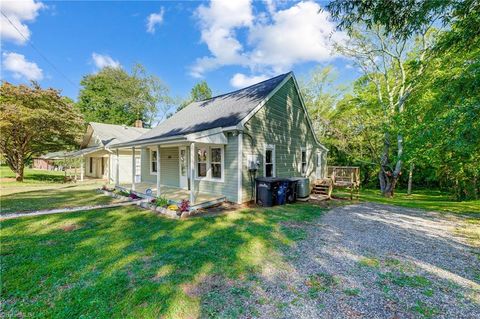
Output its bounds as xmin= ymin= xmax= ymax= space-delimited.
xmin=230 ymin=73 xmax=269 ymax=88
xmin=2 ymin=52 xmax=43 ymax=81
xmin=191 ymin=1 xmax=346 ymax=80
xmin=91 ymin=53 xmax=120 ymax=69
xmin=248 ymin=1 xmax=346 ymax=73
xmin=146 ymin=8 xmax=164 ymax=33
xmin=191 ymin=0 xmax=253 ymax=77
xmin=0 ymin=0 xmax=44 ymax=44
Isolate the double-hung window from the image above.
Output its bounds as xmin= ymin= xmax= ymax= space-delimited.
xmin=196 ymin=145 xmax=223 ymax=181
xmin=301 ymin=147 xmax=307 ymax=175
xmin=150 ymin=150 xmax=158 ymax=174
xmin=265 ymin=145 xmax=275 ymax=177
xmin=211 ymin=148 xmax=222 ymax=179
xmin=197 ymin=147 xmax=208 ymax=177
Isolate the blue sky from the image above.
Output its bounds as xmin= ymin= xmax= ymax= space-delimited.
xmin=1 ymin=0 xmax=359 ymax=103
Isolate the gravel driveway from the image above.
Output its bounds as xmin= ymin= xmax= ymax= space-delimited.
xmin=250 ymin=203 xmax=480 ymax=319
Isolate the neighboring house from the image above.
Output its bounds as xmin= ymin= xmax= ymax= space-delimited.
xmin=111 ymin=72 xmax=328 ymax=208
xmin=69 ymin=122 xmax=149 ymax=182
xmin=32 ymin=151 xmax=69 ymax=170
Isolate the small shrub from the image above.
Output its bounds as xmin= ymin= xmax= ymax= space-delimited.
xmin=179 ymin=199 xmax=190 ymax=212
xmin=156 ymin=196 xmax=169 ymax=207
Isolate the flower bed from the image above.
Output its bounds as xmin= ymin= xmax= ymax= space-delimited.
xmin=98 ymin=186 xmax=141 ymax=202
xmin=141 ymin=197 xmax=193 ymax=219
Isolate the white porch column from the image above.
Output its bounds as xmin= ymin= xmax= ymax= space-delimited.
xmin=190 ymin=142 xmax=195 ymax=205
xmin=131 ymin=147 xmax=136 ymax=191
xmin=115 ymin=149 xmax=119 ymax=186
xmin=80 ymin=156 xmax=84 ymax=182
xmin=156 ymin=145 xmax=161 ymax=196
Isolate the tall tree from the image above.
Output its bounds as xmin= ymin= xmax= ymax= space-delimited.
xmin=0 ymin=82 xmax=83 ymax=181
xmin=176 ymin=80 xmax=212 ymax=112
xmin=77 ymin=64 xmax=172 ymax=127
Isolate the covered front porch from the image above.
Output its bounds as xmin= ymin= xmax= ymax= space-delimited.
xmin=112 ymin=127 xmax=232 ymax=210
xmin=117 ymin=182 xmax=225 ymax=209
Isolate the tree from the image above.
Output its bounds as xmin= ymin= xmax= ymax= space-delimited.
xmin=176 ymin=80 xmax=212 ymax=112
xmin=301 ymin=68 xmax=383 ymax=186
xmin=327 ymin=0 xmax=479 ymax=198
xmin=77 ymin=64 xmax=172 ymax=127
xmin=0 ymin=82 xmax=83 ymax=181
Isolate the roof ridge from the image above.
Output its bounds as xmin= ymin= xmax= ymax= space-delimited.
xmin=193 ymin=72 xmax=291 ymax=103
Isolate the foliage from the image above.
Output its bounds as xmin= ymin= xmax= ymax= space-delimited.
xmin=179 ymin=199 xmax=190 ymax=212
xmin=176 ymin=80 xmax=212 ymax=112
xmin=76 ymin=64 xmax=173 ymax=127
xmin=0 ymin=82 xmax=83 ymax=181
xmin=155 ymin=196 xmax=169 ymax=207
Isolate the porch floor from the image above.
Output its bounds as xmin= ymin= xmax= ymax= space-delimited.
xmin=117 ymin=182 xmax=225 ymax=208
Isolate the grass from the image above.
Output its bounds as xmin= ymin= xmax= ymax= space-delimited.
xmin=0 ymin=203 xmax=324 ymax=318
xmin=333 ymin=188 xmax=480 ymax=215
xmin=1 ymin=166 xmax=115 ymax=214
xmin=305 ymin=272 xmax=340 ymax=297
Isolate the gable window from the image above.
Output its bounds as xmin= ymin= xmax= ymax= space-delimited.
xmin=301 ymin=147 xmax=307 ymax=175
xmin=197 ymin=147 xmax=207 ymax=177
xmin=150 ymin=150 xmax=158 ymax=174
xmin=264 ymin=145 xmax=275 ymax=177
xmin=195 ymin=145 xmax=224 ymax=181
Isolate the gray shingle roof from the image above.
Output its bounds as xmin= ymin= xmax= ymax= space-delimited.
xmin=89 ymin=122 xmax=150 ymax=147
xmin=133 ymin=72 xmax=291 ymax=143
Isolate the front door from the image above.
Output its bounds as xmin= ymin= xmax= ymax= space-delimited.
xmin=179 ymin=147 xmax=188 ymax=188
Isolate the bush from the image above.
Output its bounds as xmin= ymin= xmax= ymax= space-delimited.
xmin=155 ymin=196 xmax=169 ymax=207
xmin=179 ymin=199 xmax=190 ymax=212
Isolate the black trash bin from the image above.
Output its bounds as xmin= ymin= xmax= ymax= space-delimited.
xmin=255 ymin=177 xmax=282 ymax=207
xmin=286 ymin=178 xmax=299 ymax=203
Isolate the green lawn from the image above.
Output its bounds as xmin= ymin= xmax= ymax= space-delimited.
xmin=0 ymin=204 xmax=323 ymax=318
xmin=333 ymin=188 xmax=480 ymax=215
xmin=1 ymin=166 xmax=116 ymax=214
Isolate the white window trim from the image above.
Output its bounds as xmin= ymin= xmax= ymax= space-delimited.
xmin=264 ymin=144 xmax=276 ymax=177
xmin=301 ymin=146 xmax=307 ymax=176
xmin=150 ymin=149 xmax=158 ymax=175
xmin=195 ymin=144 xmax=225 ymax=183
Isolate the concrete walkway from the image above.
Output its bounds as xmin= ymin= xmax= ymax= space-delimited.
xmin=0 ymin=201 xmax=139 ymax=220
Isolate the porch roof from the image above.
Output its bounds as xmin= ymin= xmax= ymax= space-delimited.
xmin=65 ymin=146 xmax=103 ymax=158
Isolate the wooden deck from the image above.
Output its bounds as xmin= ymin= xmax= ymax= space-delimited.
xmin=116 ymin=183 xmax=225 ymax=209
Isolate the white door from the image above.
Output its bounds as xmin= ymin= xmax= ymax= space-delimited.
xmin=179 ymin=147 xmax=188 ymax=188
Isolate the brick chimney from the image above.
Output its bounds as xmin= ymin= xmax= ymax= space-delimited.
xmin=134 ymin=119 xmax=143 ymax=128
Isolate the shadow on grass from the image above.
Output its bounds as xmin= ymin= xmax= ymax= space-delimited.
xmin=0 ymin=186 xmax=114 ymax=214
xmin=0 ymin=204 xmax=323 ymax=318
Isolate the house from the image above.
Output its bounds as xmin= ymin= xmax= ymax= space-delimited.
xmin=111 ymin=72 xmax=328 ymax=209
xmin=68 ymin=121 xmax=149 ymax=182
xmin=32 ymin=151 xmax=69 ymax=170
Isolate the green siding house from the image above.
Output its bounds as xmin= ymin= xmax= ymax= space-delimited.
xmin=111 ymin=72 xmax=327 ymax=209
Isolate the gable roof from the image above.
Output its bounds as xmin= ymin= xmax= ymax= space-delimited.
xmin=84 ymin=122 xmax=150 ymax=148
xmin=131 ymin=72 xmax=291 ymax=143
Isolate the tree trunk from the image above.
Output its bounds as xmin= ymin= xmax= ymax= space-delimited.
xmin=379 ymin=133 xmax=403 ymax=198
xmin=407 ymin=163 xmax=414 ymax=195
xmin=15 ymin=155 xmax=24 ymax=182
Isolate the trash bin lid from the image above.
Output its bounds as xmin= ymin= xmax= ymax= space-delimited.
xmin=255 ymin=177 xmax=284 ymax=183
